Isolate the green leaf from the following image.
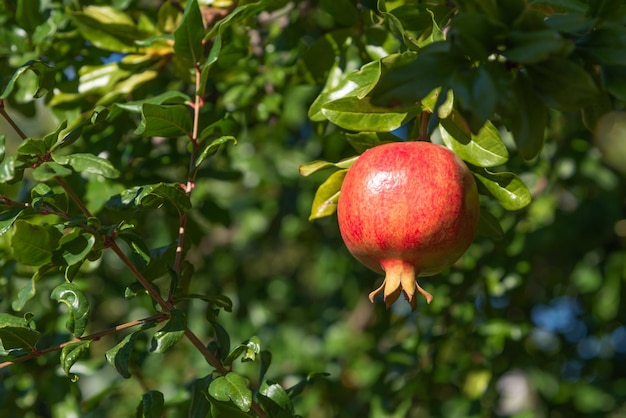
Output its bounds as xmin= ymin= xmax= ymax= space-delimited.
xmin=32 ymin=162 xmax=73 ymax=181
xmin=210 ymin=321 xmax=231 ymax=360
xmin=344 ymin=131 xmax=401 ymax=153
xmin=53 ymin=229 xmax=96 ymax=267
xmin=0 ymin=135 xmax=5 ymax=163
xmin=0 ymin=208 xmax=24 ymax=236
xmin=223 ymin=336 xmax=261 ymax=367
xmin=308 ymin=169 xmax=347 ymax=221
xmin=258 ymin=381 xmax=294 ymax=418
xmin=16 ymin=0 xmax=43 ymax=35
xmin=372 ymin=42 xmax=461 ymax=106
xmin=450 ymin=66 xmax=497 ymax=132
xmin=298 ymin=156 xmax=358 ymax=177
xmin=526 ymin=58 xmax=599 ymax=111
xmin=52 ymin=106 xmax=109 ymax=151
xmin=195 ymin=136 xmax=237 ymax=168
xmin=439 ymin=113 xmax=509 ymax=167
xmin=109 ymin=91 xmax=190 ymax=118
xmin=472 ymin=167 xmax=532 ymax=211
xmin=134 ymin=103 xmax=193 ymax=138
xmin=295 ymin=29 xmax=352 ymax=85
xmin=285 ymin=372 xmax=330 ymax=399
xmin=174 ymin=0 xmax=204 ymax=64
xmin=106 ymin=323 xmax=156 ymax=378
xmin=60 ymin=340 xmax=91 ymax=382
xmin=150 ymin=309 xmax=185 ymax=353
xmin=509 ymin=75 xmax=547 ymax=160
xmin=0 ymin=60 xmax=56 ymax=100
xmin=0 ymin=325 xmax=40 ymax=351
xmin=477 ymin=210 xmax=504 ymax=239
xmin=11 ymin=266 xmax=55 ymax=311
xmin=51 ymin=283 xmax=90 ymax=337
xmin=208 ymin=372 xmax=252 ymax=412
xmin=11 ymin=220 xmax=61 ymax=266
xmin=504 ymin=30 xmax=574 ymax=64
xmin=320 ymin=0 xmax=358 ymax=26
xmin=189 ymin=376 xmax=212 ymax=418
xmin=309 ymin=60 xmax=383 ymax=121
xmin=321 ymin=97 xmax=421 ymax=132
xmin=136 ymin=390 xmax=165 ymax=418
xmin=53 ymin=153 xmax=120 ymax=179
xmin=107 ymin=183 xmax=191 ymax=214
xmin=70 ymin=6 xmax=150 ymax=53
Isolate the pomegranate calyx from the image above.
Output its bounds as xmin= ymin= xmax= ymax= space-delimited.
xmin=369 ymin=260 xmax=434 ymax=311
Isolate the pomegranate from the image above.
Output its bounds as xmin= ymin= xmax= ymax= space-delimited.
xmin=337 ymin=141 xmax=480 ymax=310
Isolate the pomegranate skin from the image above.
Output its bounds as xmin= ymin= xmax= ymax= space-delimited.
xmin=337 ymin=141 xmax=480 ymax=309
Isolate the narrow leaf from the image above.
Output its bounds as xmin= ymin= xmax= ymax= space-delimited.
xmin=298 ymin=156 xmax=358 ymax=177
xmin=106 ymin=323 xmax=156 ymax=378
xmin=173 ymin=0 xmax=204 ymax=64
xmin=60 ymin=340 xmax=91 ymax=382
xmin=0 ymin=209 xmax=24 ymax=236
xmin=321 ymin=97 xmax=421 ymax=132
xmin=510 ymin=75 xmax=547 ymax=160
xmin=51 ymin=283 xmax=90 ymax=337
xmin=308 ymin=169 xmax=347 ymax=221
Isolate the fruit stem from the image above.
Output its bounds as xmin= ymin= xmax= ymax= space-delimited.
xmin=370 ymin=260 xmax=433 ymax=310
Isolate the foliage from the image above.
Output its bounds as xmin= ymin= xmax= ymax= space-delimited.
xmin=0 ymin=0 xmax=625 ymax=417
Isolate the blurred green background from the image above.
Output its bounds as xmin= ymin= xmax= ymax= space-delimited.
xmin=1 ymin=1 xmax=626 ymax=417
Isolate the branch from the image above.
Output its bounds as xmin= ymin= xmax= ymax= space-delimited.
xmin=0 ymin=99 xmax=27 ymax=140
xmin=0 ymin=313 xmax=168 ymax=369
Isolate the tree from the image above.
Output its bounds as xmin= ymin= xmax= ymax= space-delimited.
xmin=1 ymin=0 xmax=625 ymax=417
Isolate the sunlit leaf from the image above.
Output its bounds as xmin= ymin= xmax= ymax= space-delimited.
xmin=322 ymin=97 xmax=421 ymax=132
xmin=52 ymin=228 xmax=96 ymax=267
xmin=439 ymin=113 xmax=509 ymax=167
xmin=308 ymin=169 xmax=347 ymax=221
xmin=208 ymin=372 xmax=252 ymax=412
xmin=51 ymin=283 xmax=90 ymax=337
xmin=0 ymin=208 xmax=24 ymax=236
xmin=258 ymin=380 xmax=294 ymax=418
xmin=309 ymin=60 xmax=382 ymax=121
xmin=53 ymin=153 xmax=120 ymax=179
xmin=299 ymin=156 xmax=357 ymax=177
xmin=472 ymin=167 xmax=532 ymax=211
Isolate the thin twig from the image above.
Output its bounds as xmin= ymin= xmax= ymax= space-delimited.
xmin=0 ymin=313 xmax=168 ymax=369
xmin=108 ymin=240 xmax=227 ymax=374
xmin=0 ymin=99 xmax=27 ymax=140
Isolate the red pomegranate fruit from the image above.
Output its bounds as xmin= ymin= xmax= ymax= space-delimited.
xmin=337 ymin=141 xmax=480 ymax=310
